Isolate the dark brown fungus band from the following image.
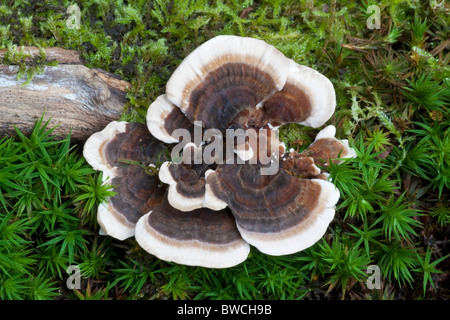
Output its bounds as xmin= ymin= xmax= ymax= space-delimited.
xmin=164 ymin=36 xmax=336 ymax=135
xmin=146 ymin=94 xmax=196 ymax=144
xmin=158 ymin=143 xmax=212 ymax=211
xmin=83 ymin=121 xmax=167 ymax=240
xmin=280 ymin=125 xmax=356 ymax=178
xmin=262 ymin=61 xmax=336 ymax=129
xmin=205 ymin=162 xmax=340 ymax=256
xmin=135 ymin=194 xmax=250 ymax=268
xmin=165 ymin=35 xmax=291 ymax=132
xmin=186 ymin=62 xmax=278 ymax=131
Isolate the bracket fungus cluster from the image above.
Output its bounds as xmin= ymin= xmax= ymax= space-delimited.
xmin=83 ymin=35 xmax=356 ymax=268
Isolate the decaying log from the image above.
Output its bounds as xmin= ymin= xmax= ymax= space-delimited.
xmin=0 ymin=46 xmax=83 ymax=64
xmin=0 ymin=47 xmax=131 ymax=141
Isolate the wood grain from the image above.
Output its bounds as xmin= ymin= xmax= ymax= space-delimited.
xmin=0 ymin=47 xmax=130 ymax=141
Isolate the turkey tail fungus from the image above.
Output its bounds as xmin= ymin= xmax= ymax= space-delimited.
xmin=83 ymin=36 xmax=355 ymax=268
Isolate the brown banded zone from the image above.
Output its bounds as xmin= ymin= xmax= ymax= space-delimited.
xmin=208 ymin=163 xmax=321 ymax=234
xmin=102 ymin=123 xmax=168 ymax=224
xmin=300 ymin=137 xmax=350 ymax=166
xmin=281 ymin=154 xmax=321 ymax=179
xmin=162 ymin=105 xmax=196 ymax=139
xmin=263 ymin=82 xmax=313 ymax=127
xmin=147 ymin=195 xmax=243 ymax=245
xmin=109 ymin=165 xmax=166 ymax=225
xmin=168 ymin=162 xmax=210 ymax=200
xmin=103 ymin=122 xmax=168 ymax=168
xmin=186 ymin=62 xmax=278 ymax=131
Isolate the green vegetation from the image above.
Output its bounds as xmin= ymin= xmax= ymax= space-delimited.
xmin=0 ymin=115 xmax=114 ymax=299
xmin=0 ymin=0 xmax=449 ymax=300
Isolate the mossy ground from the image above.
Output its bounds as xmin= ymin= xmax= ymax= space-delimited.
xmin=0 ymin=0 xmax=449 ymax=300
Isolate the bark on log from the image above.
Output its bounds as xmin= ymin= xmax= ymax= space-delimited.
xmin=0 ymin=47 xmax=131 ymax=141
